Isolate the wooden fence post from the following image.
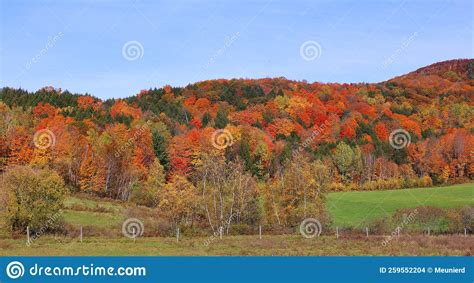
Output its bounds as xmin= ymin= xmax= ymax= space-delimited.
xmin=80 ymin=225 xmax=83 ymax=243
xmin=365 ymin=227 xmax=368 ymax=238
xmin=27 ymin=226 xmax=30 ymax=245
xmin=176 ymin=227 xmax=180 ymax=242
xmin=259 ymin=225 xmax=262 ymax=240
xmin=336 ymin=227 xmax=339 ymax=239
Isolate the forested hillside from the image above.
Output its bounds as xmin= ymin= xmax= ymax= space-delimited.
xmin=1 ymin=59 xmax=473 ymax=232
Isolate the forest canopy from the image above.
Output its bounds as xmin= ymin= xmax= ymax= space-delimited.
xmin=1 ymin=59 xmax=473 ymax=232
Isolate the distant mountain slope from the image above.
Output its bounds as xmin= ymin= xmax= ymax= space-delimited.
xmin=384 ymin=59 xmax=474 ymax=101
xmin=391 ymin=59 xmax=474 ymax=81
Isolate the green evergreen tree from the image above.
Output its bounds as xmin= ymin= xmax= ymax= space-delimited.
xmin=152 ymin=130 xmax=170 ymax=171
xmin=201 ymin=112 xmax=211 ymax=127
xmin=214 ymin=107 xmax=229 ymax=129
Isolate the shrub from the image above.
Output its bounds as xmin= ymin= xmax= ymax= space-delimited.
xmin=375 ymin=179 xmax=386 ymax=190
xmin=402 ymin=178 xmax=417 ymax=188
xmin=364 ymin=218 xmax=390 ymax=234
xmin=446 ymin=206 xmax=474 ymax=233
xmin=459 ymin=206 xmax=474 ymax=229
xmin=360 ymin=181 xmax=375 ymax=191
xmin=366 ymin=178 xmax=401 ymax=190
xmin=387 ymin=178 xmax=402 ymax=190
xmin=367 ymin=206 xmax=474 ymax=235
xmin=392 ymin=206 xmax=448 ymax=233
xmin=421 ymin=175 xmax=433 ymax=187
xmin=328 ymin=182 xmax=345 ymax=191
xmin=3 ymin=166 xmax=68 ymax=233
xmin=344 ymin=182 xmax=357 ymax=191
xmin=130 ymin=183 xmax=157 ymax=207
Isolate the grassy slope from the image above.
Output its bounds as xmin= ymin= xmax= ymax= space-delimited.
xmin=326 ymin=183 xmax=474 ymax=227
xmin=62 ymin=196 xmax=122 ymax=228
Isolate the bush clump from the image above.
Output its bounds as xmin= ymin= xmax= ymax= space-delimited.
xmin=2 ymin=166 xmax=68 ymax=234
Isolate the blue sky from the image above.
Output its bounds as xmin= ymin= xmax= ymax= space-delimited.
xmin=1 ymin=0 xmax=472 ymax=99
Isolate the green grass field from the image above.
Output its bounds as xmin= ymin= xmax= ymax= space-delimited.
xmin=326 ymin=183 xmax=474 ymax=227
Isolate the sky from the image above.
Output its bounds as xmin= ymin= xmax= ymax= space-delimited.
xmin=1 ymin=0 xmax=472 ymax=99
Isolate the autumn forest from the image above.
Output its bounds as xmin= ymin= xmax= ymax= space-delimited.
xmin=1 ymin=59 xmax=473 ymax=234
